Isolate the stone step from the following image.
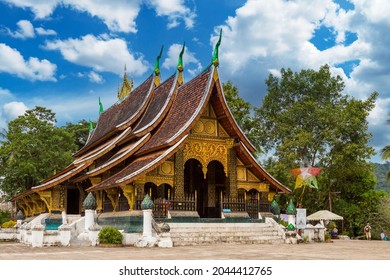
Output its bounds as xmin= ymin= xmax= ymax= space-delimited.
xmin=166 ymin=221 xmax=284 ymax=246
xmin=169 ymin=231 xmax=280 ymax=238
xmin=172 ymin=237 xmax=284 ymax=246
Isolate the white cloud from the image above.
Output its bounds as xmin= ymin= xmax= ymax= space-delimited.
xmin=2 ymin=0 xmax=60 ymax=19
xmin=63 ymin=0 xmax=141 ymax=33
xmin=146 ymin=0 xmax=196 ymax=29
xmin=88 ymin=71 xmax=105 ymax=84
xmin=44 ymin=34 xmax=148 ymax=76
xmin=353 ymin=0 xmax=390 ymax=25
xmin=8 ymin=20 xmax=35 ymax=39
xmin=35 ymin=27 xmax=57 ymax=36
xmin=211 ymin=0 xmax=389 ymax=159
xmin=4 ymin=0 xmax=196 ymax=33
xmin=0 ymin=87 xmax=13 ymax=99
xmin=368 ymin=97 xmax=390 ymax=126
xmin=162 ymin=43 xmax=201 ymax=76
xmin=2 ymin=101 xmax=28 ymax=121
xmin=3 ymin=0 xmax=139 ymax=33
xmin=0 ymin=43 xmax=57 ymax=81
xmin=212 ymin=0 xmax=389 ymax=100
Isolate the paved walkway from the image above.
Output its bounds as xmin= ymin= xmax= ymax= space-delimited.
xmin=1 ymin=239 xmax=390 ymax=260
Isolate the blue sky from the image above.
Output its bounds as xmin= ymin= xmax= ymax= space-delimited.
xmin=0 ymin=0 xmax=389 ymax=163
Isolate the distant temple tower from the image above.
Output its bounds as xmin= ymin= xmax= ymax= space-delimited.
xmin=117 ymin=65 xmax=133 ymax=100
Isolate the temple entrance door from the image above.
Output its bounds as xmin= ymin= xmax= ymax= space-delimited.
xmin=206 ymin=160 xmax=226 ymax=218
xmin=246 ymin=189 xmax=260 ymax=219
xmin=67 ymin=188 xmax=80 ymax=214
xmin=184 ymin=159 xmax=206 ymax=217
xmin=144 ymin=182 xmax=157 ymax=199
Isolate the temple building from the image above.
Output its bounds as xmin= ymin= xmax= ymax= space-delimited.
xmin=12 ymin=37 xmax=291 ymax=221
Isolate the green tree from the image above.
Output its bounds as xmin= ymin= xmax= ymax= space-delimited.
xmin=63 ymin=119 xmax=94 ymax=152
xmin=223 ymin=81 xmax=261 ymax=152
xmin=381 ymin=115 xmax=390 ymax=184
xmin=255 ymin=65 xmax=379 ymax=237
xmin=0 ymin=106 xmax=76 ymax=198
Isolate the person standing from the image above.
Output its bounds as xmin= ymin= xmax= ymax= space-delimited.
xmin=364 ymin=223 xmax=372 ymax=240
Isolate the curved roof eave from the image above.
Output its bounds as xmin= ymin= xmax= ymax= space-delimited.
xmin=86 ymin=133 xmax=151 ymax=177
xmin=213 ymin=71 xmax=256 ymax=153
xmin=86 ymin=135 xmax=188 ymax=192
xmin=73 ymin=126 xmax=132 ymax=165
xmin=135 ymin=65 xmax=215 ymax=157
xmin=31 ymin=163 xmax=89 ymax=192
xmin=74 ymin=74 xmax=155 ymax=157
xmin=237 ymin=141 xmax=291 ymax=194
xmin=165 ymin=67 xmax=215 ymax=144
xmin=132 ymin=72 xmax=178 ymax=136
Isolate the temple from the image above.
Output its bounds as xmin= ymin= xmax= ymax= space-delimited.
xmin=12 ymin=38 xmax=291 ymax=223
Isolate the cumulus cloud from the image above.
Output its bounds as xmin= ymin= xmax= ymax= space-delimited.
xmin=146 ymin=0 xmax=196 ymax=29
xmin=3 ymin=0 xmax=196 ymax=33
xmin=35 ymin=27 xmax=57 ymax=36
xmin=0 ymin=87 xmax=13 ymax=99
xmin=8 ymin=20 xmax=35 ymax=39
xmin=213 ymin=0 xmax=389 ymax=102
xmin=0 ymin=43 xmax=57 ymax=81
xmin=2 ymin=0 xmax=60 ymax=19
xmin=209 ymin=0 xmax=389 ymax=162
xmin=63 ymin=0 xmax=141 ymax=33
xmin=5 ymin=20 xmax=57 ymax=38
xmin=88 ymin=71 xmax=105 ymax=84
xmin=162 ymin=43 xmax=202 ymax=77
xmin=2 ymin=101 xmax=28 ymax=121
xmin=3 ymin=0 xmax=139 ymax=33
xmin=44 ymin=34 xmax=148 ymax=76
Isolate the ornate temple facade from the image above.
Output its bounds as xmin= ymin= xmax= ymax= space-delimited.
xmin=12 ymin=41 xmax=291 ymax=220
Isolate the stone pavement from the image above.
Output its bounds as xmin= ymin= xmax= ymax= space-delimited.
xmin=1 ymin=239 xmax=390 ymax=260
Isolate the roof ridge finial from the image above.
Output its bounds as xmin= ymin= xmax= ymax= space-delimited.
xmin=89 ymin=120 xmax=94 ymax=132
xmin=154 ymin=45 xmax=163 ymax=76
xmin=212 ymin=29 xmax=222 ymax=67
xmin=99 ymin=97 xmax=104 ymax=114
xmin=177 ymin=42 xmax=185 ymax=72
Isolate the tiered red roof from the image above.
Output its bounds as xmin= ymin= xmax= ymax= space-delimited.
xmin=14 ymin=62 xmax=290 ymax=200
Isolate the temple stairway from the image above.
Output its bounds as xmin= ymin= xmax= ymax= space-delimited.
xmin=167 ymin=221 xmax=284 ymax=246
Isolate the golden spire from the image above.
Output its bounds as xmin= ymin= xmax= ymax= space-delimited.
xmin=117 ymin=65 xmax=133 ymax=100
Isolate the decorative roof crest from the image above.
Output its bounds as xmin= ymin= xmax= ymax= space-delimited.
xmin=99 ymin=97 xmax=104 ymax=114
xmin=212 ymin=29 xmax=222 ymax=67
xmin=89 ymin=120 xmax=94 ymax=133
xmin=177 ymin=42 xmax=185 ymax=72
xmin=177 ymin=42 xmax=185 ymax=85
xmin=154 ymin=45 xmax=163 ymax=76
xmin=154 ymin=46 xmax=164 ymax=86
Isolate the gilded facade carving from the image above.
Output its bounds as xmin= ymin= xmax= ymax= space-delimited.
xmin=38 ymin=190 xmax=52 ymax=213
xmin=119 ymin=185 xmax=136 ymax=210
xmin=160 ymin=161 xmax=174 ymax=175
xmin=94 ymin=190 xmax=104 ymax=212
xmin=174 ymin=149 xmax=185 ymax=199
xmin=237 ymin=182 xmax=269 ymax=192
xmin=105 ymin=188 xmax=119 ymax=211
xmin=183 ymin=137 xmax=234 ymax=176
xmin=145 ymin=176 xmax=174 ymax=187
xmin=237 ymin=166 xmax=247 ymax=181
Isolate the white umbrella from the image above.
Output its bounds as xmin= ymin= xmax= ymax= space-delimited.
xmin=307 ymin=210 xmax=343 ymax=221
xmin=307 ymin=210 xmax=344 ymax=232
